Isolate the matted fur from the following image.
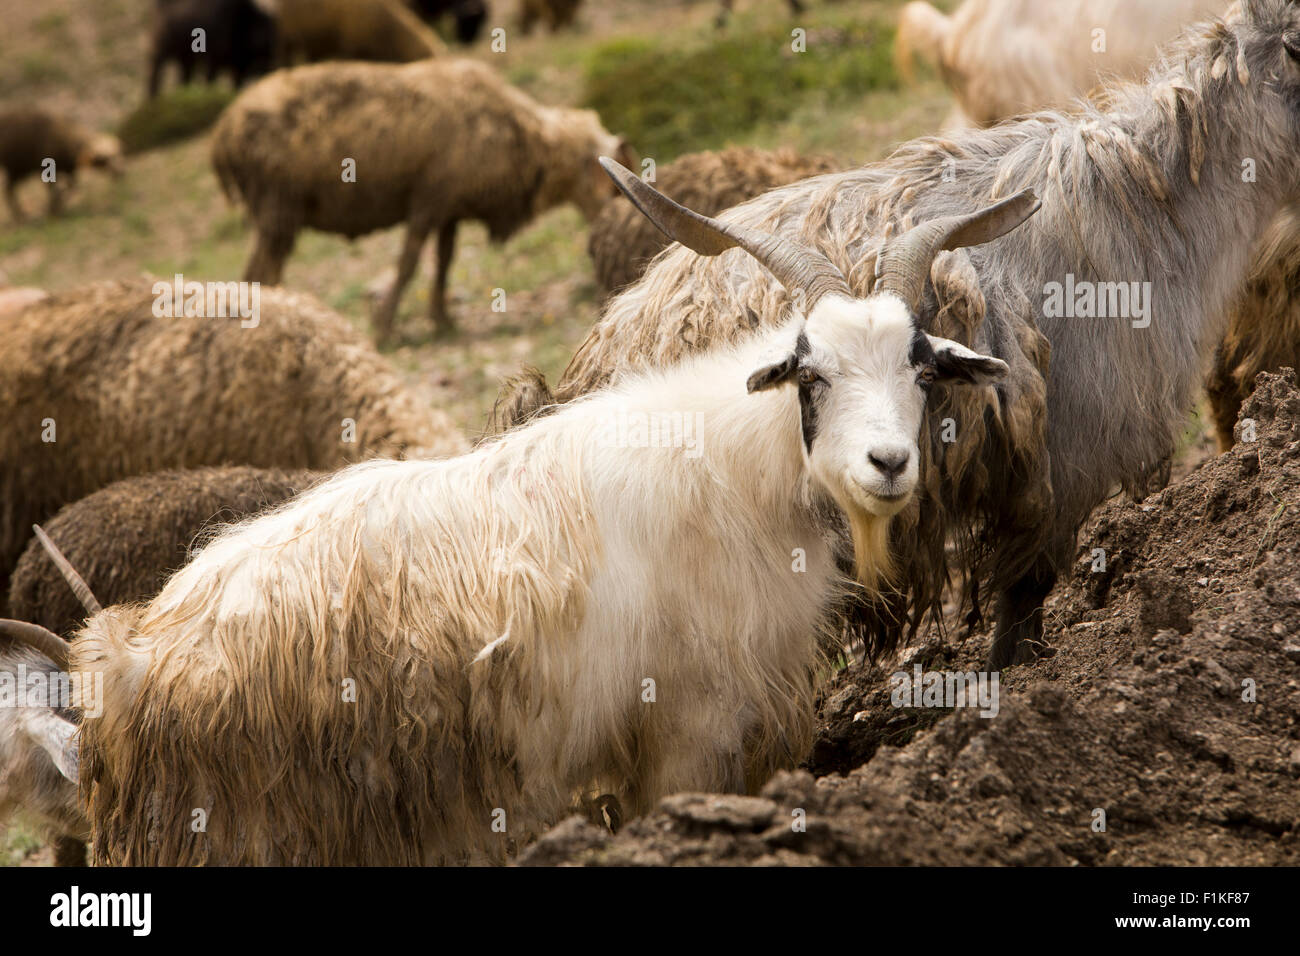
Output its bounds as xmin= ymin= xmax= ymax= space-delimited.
xmin=2 ymin=466 xmax=321 ymax=867
xmin=76 ymin=331 xmax=875 ymax=865
xmin=588 ymin=147 xmax=840 ymax=300
xmin=897 ymin=0 xmax=1300 ymax=458
xmin=1208 ymin=201 xmax=1300 ymax=448
xmin=559 ymin=0 xmax=1300 ymax=653
xmin=0 ymin=278 xmax=464 ymax=609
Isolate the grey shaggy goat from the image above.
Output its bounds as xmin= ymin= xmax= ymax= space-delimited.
xmin=2 ymin=466 xmax=322 ymax=865
xmin=212 ymin=58 xmax=635 ymax=342
xmin=556 ymin=0 xmax=1300 ymax=669
xmin=588 ymin=147 xmax=840 ymax=300
xmin=0 ymin=278 xmax=464 ymax=609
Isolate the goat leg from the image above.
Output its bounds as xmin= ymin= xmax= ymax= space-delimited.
xmin=988 ymin=558 xmax=1056 ymax=670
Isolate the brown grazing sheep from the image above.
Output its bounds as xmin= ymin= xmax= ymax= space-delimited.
xmin=2 ymin=466 xmax=322 ymax=865
xmin=1207 ymin=202 xmax=1300 ymax=449
xmin=212 ymin=58 xmax=635 ymax=341
xmin=519 ymin=0 xmax=582 ymax=33
xmin=275 ymin=0 xmax=447 ymax=63
xmin=588 ymin=146 xmax=840 ymax=300
xmin=0 ymin=278 xmax=465 ymax=608
xmin=0 ymin=108 xmax=123 ymax=222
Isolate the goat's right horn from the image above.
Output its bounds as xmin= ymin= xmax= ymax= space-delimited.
xmin=599 ymin=157 xmax=852 ymax=311
xmin=873 ymin=189 xmax=1042 ymax=308
xmin=0 ymin=619 xmax=71 ymax=670
xmin=33 ymin=524 xmax=102 ymax=617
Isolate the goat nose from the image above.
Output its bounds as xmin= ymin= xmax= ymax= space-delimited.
xmin=868 ymin=447 xmax=910 ymax=479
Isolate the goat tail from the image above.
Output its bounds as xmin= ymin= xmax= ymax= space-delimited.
xmin=896 ymin=1 xmax=951 ymax=85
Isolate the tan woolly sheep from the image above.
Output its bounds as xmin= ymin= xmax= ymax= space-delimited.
xmin=0 ymin=278 xmax=465 ymax=608
xmin=212 ymin=57 xmax=635 ymax=341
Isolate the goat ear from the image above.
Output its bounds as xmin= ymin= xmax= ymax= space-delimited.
xmin=746 ymin=351 xmax=799 ymax=393
xmin=927 ymin=335 xmax=1009 ymax=385
xmin=20 ymin=709 xmax=79 ymax=783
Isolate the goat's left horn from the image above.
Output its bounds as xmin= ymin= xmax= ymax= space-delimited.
xmin=873 ymin=189 xmax=1042 ymax=309
xmin=599 ymin=157 xmax=852 ymax=311
xmin=0 ymin=619 xmax=72 ymax=669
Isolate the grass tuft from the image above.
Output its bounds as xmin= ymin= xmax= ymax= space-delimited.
xmin=116 ymin=85 xmax=237 ymax=155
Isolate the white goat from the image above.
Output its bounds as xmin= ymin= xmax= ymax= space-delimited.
xmin=897 ymin=0 xmax=1224 ymax=127
xmin=6 ymin=161 xmax=1037 ymax=865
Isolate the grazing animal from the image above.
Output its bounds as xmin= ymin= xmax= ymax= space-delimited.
xmin=519 ymin=0 xmax=582 ymax=33
xmin=0 ymin=278 xmax=464 ymax=608
xmin=896 ymin=0 xmax=1224 ymax=127
xmin=0 ymin=109 xmax=123 ymax=222
xmin=275 ymin=0 xmax=447 ymax=63
xmin=408 ymin=0 xmax=489 ymax=44
xmin=589 ymin=147 xmax=840 ymax=300
xmin=212 ymin=58 xmax=635 ymax=341
xmin=1 ymin=467 xmax=321 ymax=865
xmin=556 ymin=0 xmax=1300 ymax=669
xmin=9 ymin=162 xmax=1035 ymax=865
xmin=147 ymin=0 xmax=278 ymax=98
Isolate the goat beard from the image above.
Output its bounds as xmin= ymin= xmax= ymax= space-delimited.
xmin=843 ymin=502 xmax=895 ymax=593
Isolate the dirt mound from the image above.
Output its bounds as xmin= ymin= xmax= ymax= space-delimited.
xmin=522 ymin=370 xmax=1300 ymax=866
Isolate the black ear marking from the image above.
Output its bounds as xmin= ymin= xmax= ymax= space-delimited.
xmin=934 ymin=349 xmax=1006 ymax=384
xmin=746 ymin=352 xmax=798 ymax=392
xmin=746 ymin=331 xmax=810 ymax=393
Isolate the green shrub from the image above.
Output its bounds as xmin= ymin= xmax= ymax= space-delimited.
xmin=583 ymin=15 xmax=896 ymax=161
xmin=116 ymin=86 xmax=237 ymax=154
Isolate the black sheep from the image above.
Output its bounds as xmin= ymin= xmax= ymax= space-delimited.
xmin=148 ymin=0 xmax=278 ymax=99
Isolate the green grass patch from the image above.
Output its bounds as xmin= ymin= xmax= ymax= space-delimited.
xmin=116 ymin=86 xmax=237 ymax=154
xmin=582 ymin=10 xmax=897 ymax=161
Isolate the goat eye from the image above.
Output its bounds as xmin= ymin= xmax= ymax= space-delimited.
xmin=798 ymin=367 xmax=820 ymax=387
xmin=917 ymin=365 xmax=937 ymax=387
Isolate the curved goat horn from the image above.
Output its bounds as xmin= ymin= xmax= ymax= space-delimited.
xmin=33 ymin=524 xmax=102 ymax=617
xmin=0 ymin=619 xmax=71 ymax=670
xmin=600 ymin=157 xmax=853 ymax=311
xmin=873 ymin=189 xmax=1042 ymax=309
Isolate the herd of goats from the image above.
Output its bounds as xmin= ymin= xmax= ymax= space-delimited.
xmin=0 ymin=0 xmax=1298 ymax=866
